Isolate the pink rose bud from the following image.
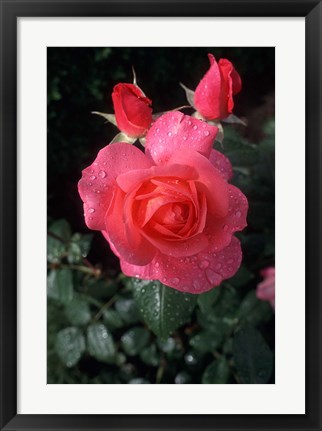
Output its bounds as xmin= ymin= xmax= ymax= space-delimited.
xmin=78 ymin=112 xmax=248 ymax=294
xmin=256 ymin=267 xmax=275 ymax=309
xmin=194 ymin=54 xmax=242 ymax=120
xmin=112 ymin=83 xmax=152 ymax=138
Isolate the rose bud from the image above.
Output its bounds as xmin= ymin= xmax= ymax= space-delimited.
xmin=112 ymin=83 xmax=152 ymax=138
xmin=79 ymin=112 xmax=248 ymax=294
xmin=194 ymin=54 xmax=242 ymax=120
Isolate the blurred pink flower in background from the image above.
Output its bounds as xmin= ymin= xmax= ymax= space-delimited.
xmin=256 ymin=267 xmax=275 ymax=309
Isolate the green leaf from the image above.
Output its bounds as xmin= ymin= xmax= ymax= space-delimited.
xmin=115 ymin=298 xmax=141 ymax=324
xmin=189 ymin=327 xmax=225 ymax=353
xmin=121 ymin=327 xmax=150 ymax=356
xmin=47 ymin=269 xmax=73 ymax=304
xmin=64 ymin=296 xmax=91 ymax=326
xmin=131 ymin=278 xmax=197 ymax=339
xmin=47 ymin=219 xmax=71 ymax=263
xmin=110 ymin=132 xmax=136 ymax=145
xmin=87 ymin=323 xmax=116 ymax=363
xmin=91 ymin=111 xmax=117 ymax=126
xmin=237 ymin=291 xmax=272 ymax=327
xmin=221 ymin=130 xmax=258 ymax=168
xmin=67 ymin=233 xmax=93 ymax=263
xmin=103 ymin=309 xmax=124 ymax=330
xmin=140 ymin=344 xmax=160 ymax=367
xmin=179 ymin=82 xmax=195 ymax=107
xmin=202 ymin=357 xmax=230 ymax=384
xmin=197 ymin=287 xmax=221 ymax=314
xmin=156 ymin=337 xmax=176 ymax=353
xmin=233 ymin=324 xmax=273 ymax=384
xmin=55 ymin=327 xmax=85 ymax=367
xmin=129 ymin=378 xmax=150 ymax=384
xmin=157 ymin=337 xmax=183 ymax=360
xmin=222 ymin=114 xmax=247 ymax=126
xmin=212 ymin=285 xmax=240 ymax=319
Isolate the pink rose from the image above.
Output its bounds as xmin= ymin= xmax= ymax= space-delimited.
xmin=256 ymin=267 xmax=275 ymax=309
xmin=112 ymin=83 xmax=152 ymax=138
xmin=78 ymin=111 xmax=248 ymax=293
xmin=194 ymin=54 xmax=242 ymax=120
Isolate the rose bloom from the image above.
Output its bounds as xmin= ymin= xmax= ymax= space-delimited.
xmin=112 ymin=83 xmax=152 ymax=138
xmin=256 ymin=267 xmax=275 ymax=309
xmin=78 ymin=111 xmax=248 ymax=293
xmin=194 ymin=54 xmax=242 ymax=121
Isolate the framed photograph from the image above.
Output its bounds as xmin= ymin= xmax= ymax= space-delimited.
xmin=1 ymin=1 xmax=321 ymax=430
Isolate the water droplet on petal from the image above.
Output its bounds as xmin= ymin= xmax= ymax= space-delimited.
xmin=168 ymin=131 xmax=172 ymax=137
xmin=198 ymin=260 xmax=209 ymax=269
xmin=171 ymin=277 xmax=180 ymax=285
xmin=193 ymin=279 xmax=201 ymax=290
xmin=183 ymin=136 xmax=187 ymax=141
xmin=88 ymin=208 xmax=95 ymax=214
xmin=204 ymin=130 xmax=210 ymax=136
xmin=99 ymin=170 xmax=106 ymax=178
xmin=206 ymin=268 xmax=221 ymax=286
xmin=236 ymin=210 xmax=241 ymax=218
xmin=193 ymin=125 xmax=198 ymax=130
xmin=90 ymin=175 xmax=96 ymax=180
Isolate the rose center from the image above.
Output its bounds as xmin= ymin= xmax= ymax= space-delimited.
xmin=131 ymin=176 xmax=206 ymax=240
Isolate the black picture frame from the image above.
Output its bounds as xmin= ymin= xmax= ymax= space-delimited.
xmin=1 ymin=1 xmax=321 ymax=430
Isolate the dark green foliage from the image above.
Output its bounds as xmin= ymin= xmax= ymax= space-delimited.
xmin=233 ymin=324 xmax=274 ymax=384
xmin=202 ymin=357 xmax=230 ymax=384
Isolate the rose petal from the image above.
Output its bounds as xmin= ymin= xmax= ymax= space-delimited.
xmin=145 ymin=111 xmax=218 ymax=165
xmin=194 ymin=55 xmax=242 ymax=120
xmin=194 ymin=53 xmax=223 ymax=120
xmin=205 ymin=184 xmax=248 ymax=252
xmin=141 ymin=229 xmax=208 ymax=258
xmin=219 ymin=59 xmax=242 ymax=96
xmin=105 ymin=187 xmax=156 ymax=265
xmin=116 ymin=163 xmax=197 ymax=193
xmin=169 ymin=149 xmax=229 ymax=218
xmin=112 ymin=83 xmax=152 ymax=137
xmin=78 ymin=142 xmax=152 ymax=230
xmin=209 ymin=149 xmax=233 ymax=181
xmin=120 ymin=236 xmax=242 ymax=293
xmin=217 ymin=59 xmax=236 ymax=115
